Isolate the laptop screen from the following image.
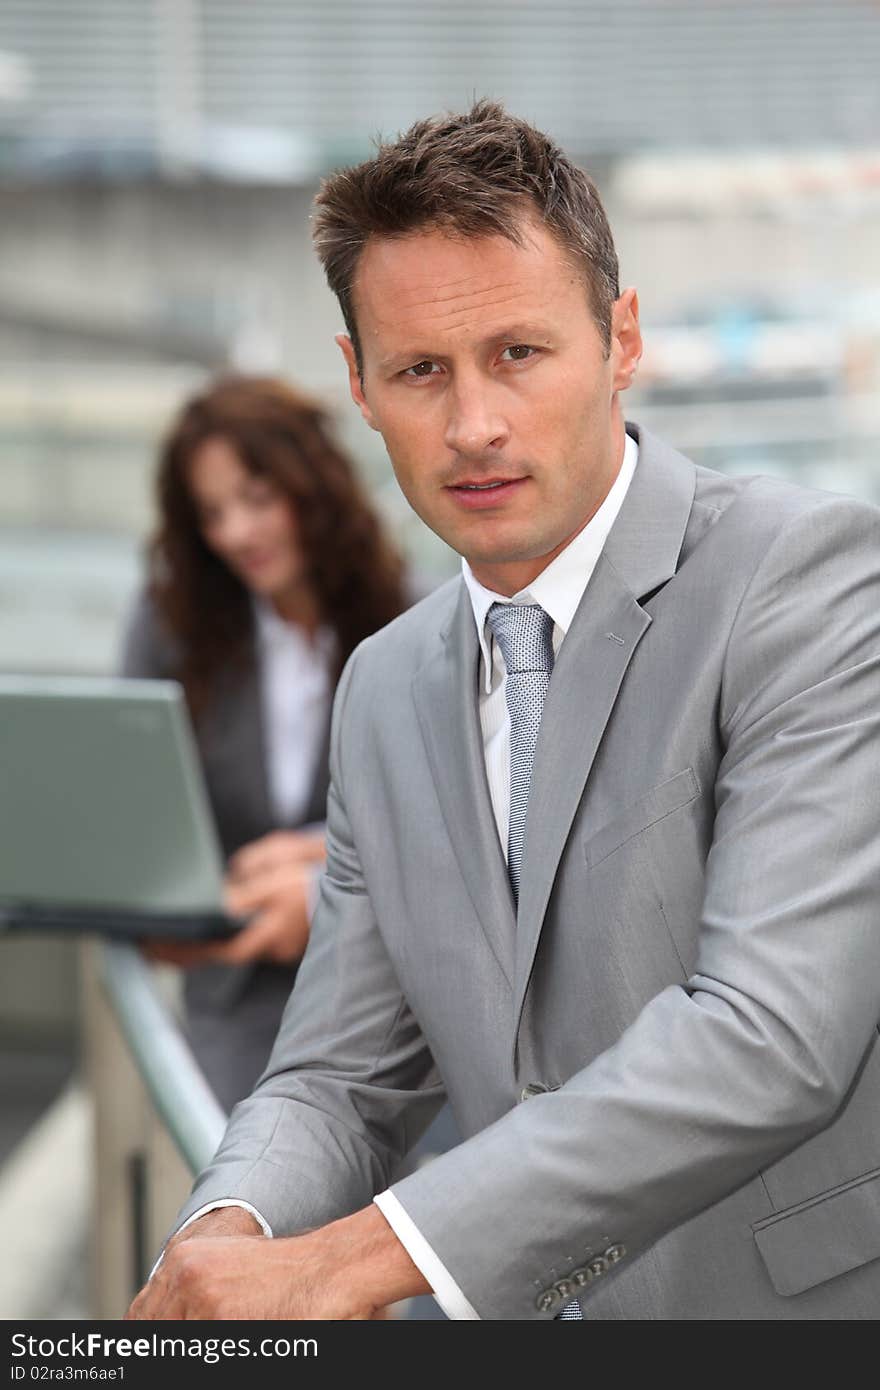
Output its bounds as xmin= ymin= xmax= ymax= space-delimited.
xmin=0 ymin=676 xmax=225 ymax=918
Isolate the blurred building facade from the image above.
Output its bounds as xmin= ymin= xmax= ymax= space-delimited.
xmin=0 ymin=1 xmax=877 ymax=664
xmin=2 ymin=1 xmax=879 ymax=174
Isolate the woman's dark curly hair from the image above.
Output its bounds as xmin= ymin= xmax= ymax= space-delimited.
xmin=148 ymin=374 xmax=406 ymax=716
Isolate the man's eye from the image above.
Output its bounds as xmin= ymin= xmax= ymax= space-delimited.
xmin=500 ymin=344 xmax=536 ymax=362
xmin=404 ymin=360 xmax=440 ymax=378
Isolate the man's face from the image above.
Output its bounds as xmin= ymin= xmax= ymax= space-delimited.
xmin=338 ymin=211 xmax=642 ymax=595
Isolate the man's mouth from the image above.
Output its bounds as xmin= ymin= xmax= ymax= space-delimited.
xmin=447 ymin=476 xmax=525 ymax=490
xmin=445 ymin=476 xmax=528 ymax=508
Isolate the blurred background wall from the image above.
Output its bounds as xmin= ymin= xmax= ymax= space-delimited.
xmin=0 ymin=0 xmax=878 ymax=1317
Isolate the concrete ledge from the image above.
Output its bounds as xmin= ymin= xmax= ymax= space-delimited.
xmin=0 ymin=1081 xmax=91 ymax=1319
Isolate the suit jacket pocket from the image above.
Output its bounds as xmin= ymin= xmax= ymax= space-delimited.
xmin=753 ymin=1164 xmax=880 ymax=1296
xmin=583 ymin=768 xmax=701 ymax=870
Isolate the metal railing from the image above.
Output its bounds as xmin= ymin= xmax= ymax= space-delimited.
xmin=97 ymin=940 xmax=226 ymax=1174
xmin=85 ymin=940 xmax=228 ymax=1313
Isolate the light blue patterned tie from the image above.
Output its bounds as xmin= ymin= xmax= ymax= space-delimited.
xmin=487 ymin=601 xmax=583 ymax=1321
xmin=486 ymin=601 xmax=556 ymax=904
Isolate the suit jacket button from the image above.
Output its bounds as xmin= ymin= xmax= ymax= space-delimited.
xmin=520 ymin=1083 xmax=547 ymax=1101
xmin=536 ymin=1289 xmax=560 ymax=1313
xmin=588 ymin=1256 xmax=609 ymax=1277
xmin=554 ymin=1279 xmax=574 ymax=1299
xmin=605 ymin=1243 xmax=626 ymax=1264
xmin=571 ymin=1265 xmax=593 ymax=1287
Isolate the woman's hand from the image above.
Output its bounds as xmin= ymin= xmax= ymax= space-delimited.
xmin=227 ymin=827 xmax=326 ymax=878
xmin=142 ymin=829 xmax=325 ymax=969
xmin=219 ymin=857 xmax=315 ymax=964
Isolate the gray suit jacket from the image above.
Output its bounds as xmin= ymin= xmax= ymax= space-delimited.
xmin=178 ymin=423 xmax=880 ymax=1318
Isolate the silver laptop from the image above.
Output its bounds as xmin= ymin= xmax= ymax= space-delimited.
xmin=0 ymin=675 xmax=237 ymax=939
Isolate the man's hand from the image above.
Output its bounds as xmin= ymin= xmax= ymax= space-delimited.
xmin=165 ymin=1205 xmax=265 ymax=1246
xmin=125 ymin=1204 xmax=430 ymax=1321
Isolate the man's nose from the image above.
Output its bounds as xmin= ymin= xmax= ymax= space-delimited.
xmin=443 ymin=377 xmax=509 ymax=458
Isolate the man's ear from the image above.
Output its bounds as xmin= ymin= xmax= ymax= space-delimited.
xmin=610 ymin=288 xmax=642 ymax=394
xmin=335 ymin=333 xmax=380 ymax=431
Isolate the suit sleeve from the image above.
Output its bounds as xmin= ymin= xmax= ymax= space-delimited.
xmin=385 ymin=495 xmax=880 ymax=1318
xmin=172 ymin=647 xmax=447 ymax=1236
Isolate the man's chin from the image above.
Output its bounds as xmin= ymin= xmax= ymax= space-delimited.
xmin=458 ymin=536 xmax=555 ymax=569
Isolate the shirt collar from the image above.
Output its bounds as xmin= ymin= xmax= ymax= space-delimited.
xmin=252 ymin=596 xmax=336 ymax=658
xmin=253 ymin=595 xmax=285 ymax=644
xmin=462 ymin=432 xmax=638 ymax=692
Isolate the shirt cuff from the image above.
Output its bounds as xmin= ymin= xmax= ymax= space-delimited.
xmin=373 ymin=1190 xmax=480 ymax=1320
xmin=149 ymin=1199 xmax=272 ymax=1280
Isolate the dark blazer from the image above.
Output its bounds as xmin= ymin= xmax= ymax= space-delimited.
xmin=120 ymin=591 xmax=331 ymax=1112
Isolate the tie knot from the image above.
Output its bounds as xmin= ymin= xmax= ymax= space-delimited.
xmin=486 ymin=602 xmax=555 ymax=676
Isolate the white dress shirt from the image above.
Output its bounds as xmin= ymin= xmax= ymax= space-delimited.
xmin=182 ymin=435 xmax=638 ymax=1319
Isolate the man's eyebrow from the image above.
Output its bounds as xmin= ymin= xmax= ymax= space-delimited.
xmin=377 ymin=323 xmax=554 ymax=374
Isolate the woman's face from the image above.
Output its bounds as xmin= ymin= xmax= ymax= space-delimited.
xmin=187 ymin=435 xmax=306 ymax=600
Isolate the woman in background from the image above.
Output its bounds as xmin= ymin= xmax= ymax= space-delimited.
xmin=122 ymin=375 xmax=407 ymax=1111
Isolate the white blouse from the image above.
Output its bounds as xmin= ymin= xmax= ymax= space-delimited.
xmin=252 ymin=598 xmax=336 ymax=824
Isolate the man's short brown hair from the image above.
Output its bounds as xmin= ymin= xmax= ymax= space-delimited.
xmin=312 ymin=99 xmax=620 ymax=373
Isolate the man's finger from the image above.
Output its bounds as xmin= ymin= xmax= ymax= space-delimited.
xmin=125 ymin=1269 xmax=171 ymax=1321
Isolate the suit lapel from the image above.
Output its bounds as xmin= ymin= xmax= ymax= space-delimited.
xmin=198 ymin=649 xmax=273 ymax=856
xmin=512 ymin=559 xmax=650 ymax=1021
xmin=302 ymin=709 xmax=332 ymax=827
xmin=412 ymin=584 xmax=517 ymax=985
xmin=234 ymin=657 xmax=275 ymax=829
xmin=512 ymin=423 xmax=697 ymax=1031
xmin=240 ymin=639 xmax=275 ymax=822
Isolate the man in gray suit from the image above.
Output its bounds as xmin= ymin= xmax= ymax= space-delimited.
xmin=129 ymin=101 xmax=880 ymax=1320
